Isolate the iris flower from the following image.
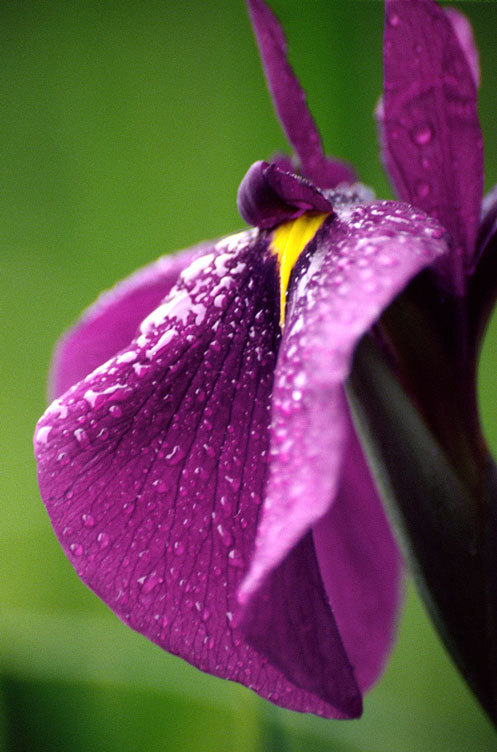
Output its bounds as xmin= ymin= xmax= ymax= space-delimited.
xmin=34 ymin=0 xmax=496 ymax=720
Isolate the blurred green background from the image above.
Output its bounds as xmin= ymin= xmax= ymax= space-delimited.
xmin=2 ymin=1 xmax=497 ymax=749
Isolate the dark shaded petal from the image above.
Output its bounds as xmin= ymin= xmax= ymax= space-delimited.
xmin=246 ymin=0 xmax=356 ymax=188
xmin=313 ymin=413 xmax=403 ymax=692
xmin=444 ymin=7 xmax=480 ymax=89
xmin=51 ymin=243 xmax=210 ymax=399
xmin=383 ymin=0 xmax=483 ymax=290
xmin=240 ymin=200 xmax=449 ymax=604
xmin=477 ymin=184 xmax=497 ymax=263
xmin=241 ymin=533 xmax=362 ymax=718
xmin=237 ymin=160 xmax=333 ymax=229
xmin=35 ymin=229 xmax=359 ymax=717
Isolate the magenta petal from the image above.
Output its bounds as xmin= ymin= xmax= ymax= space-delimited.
xmin=240 ymin=201 xmax=449 ymax=603
xmin=237 ymin=160 xmax=333 ymax=229
xmin=383 ymin=0 xmax=483 ymax=289
xmin=246 ymin=0 xmax=356 ymax=188
xmin=313 ymin=414 xmax=402 ymax=692
xmin=241 ymin=533 xmax=361 ymax=718
xmin=35 ymin=230 xmax=358 ymax=717
xmin=51 ymin=243 xmax=210 ymax=399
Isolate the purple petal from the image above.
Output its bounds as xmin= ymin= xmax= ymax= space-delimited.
xmin=313 ymin=414 xmax=403 ymax=692
xmin=246 ymin=0 xmax=356 ymax=188
xmin=239 ymin=200 xmax=449 ymax=605
xmin=35 ymin=230 xmax=359 ymax=717
xmin=241 ymin=533 xmax=361 ymax=718
xmin=444 ymin=7 xmax=480 ymax=89
xmin=51 ymin=243 xmax=210 ymax=399
xmin=237 ymin=160 xmax=333 ymax=229
xmin=383 ymin=0 xmax=483 ymax=290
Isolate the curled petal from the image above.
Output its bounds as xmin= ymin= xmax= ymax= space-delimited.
xmin=35 ymin=230 xmax=359 ymax=717
xmin=313 ymin=415 xmax=403 ymax=692
xmin=51 ymin=243 xmax=210 ymax=398
xmin=239 ymin=201 xmax=449 ymax=606
xmin=383 ymin=0 xmax=483 ymax=290
xmin=237 ymin=160 xmax=333 ymax=229
xmin=246 ymin=0 xmax=356 ymax=188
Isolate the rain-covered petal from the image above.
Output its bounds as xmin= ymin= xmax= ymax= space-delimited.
xmin=240 ymin=200 xmax=449 ymax=603
xmin=237 ymin=160 xmax=333 ymax=229
xmin=246 ymin=0 xmax=356 ymax=188
xmin=51 ymin=243 xmax=210 ymax=399
xmin=382 ymin=0 xmax=483 ymax=289
xmin=35 ymin=229 xmax=360 ymax=718
xmin=313 ymin=415 xmax=402 ymax=692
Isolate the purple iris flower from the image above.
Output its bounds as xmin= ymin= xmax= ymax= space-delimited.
xmin=34 ymin=0 xmax=496 ymax=720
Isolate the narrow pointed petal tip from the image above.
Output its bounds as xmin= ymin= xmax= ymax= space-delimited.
xmin=246 ymin=0 xmax=356 ymax=189
xmin=35 ymin=229 xmax=361 ymax=718
xmin=237 ymin=160 xmax=333 ymax=229
xmin=382 ymin=0 xmax=483 ymax=286
xmin=239 ymin=201 xmax=449 ymax=608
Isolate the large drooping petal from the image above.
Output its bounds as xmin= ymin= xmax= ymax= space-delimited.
xmin=239 ymin=200 xmax=449 ymax=604
xmin=35 ymin=230 xmax=361 ymax=718
xmin=313 ymin=414 xmax=402 ymax=692
xmin=51 ymin=243 xmax=210 ymax=399
xmin=246 ymin=0 xmax=356 ymax=188
xmin=382 ymin=0 xmax=483 ymax=290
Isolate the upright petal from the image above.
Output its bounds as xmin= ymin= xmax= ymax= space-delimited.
xmin=246 ymin=0 xmax=356 ymax=188
xmin=313 ymin=415 xmax=403 ymax=692
xmin=382 ymin=0 xmax=483 ymax=290
xmin=240 ymin=201 xmax=449 ymax=605
xmin=35 ymin=229 xmax=360 ymax=718
xmin=51 ymin=243 xmax=210 ymax=398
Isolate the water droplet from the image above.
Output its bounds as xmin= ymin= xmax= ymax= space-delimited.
xmin=415 ymin=180 xmax=431 ymax=198
xmin=97 ymin=532 xmax=110 ymax=549
xmin=411 ymin=122 xmax=433 ymax=145
xmin=174 ymin=541 xmax=185 ymax=556
xmin=70 ymin=543 xmax=83 ymax=556
xmin=82 ymin=514 xmax=95 ymax=528
xmin=388 ymin=12 xmax=400 ymax=26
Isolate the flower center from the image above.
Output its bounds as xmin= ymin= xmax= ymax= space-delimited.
xmin=270 ymin=211 xmax=329 ymax=327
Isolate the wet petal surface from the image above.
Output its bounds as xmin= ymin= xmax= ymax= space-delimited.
xmin=51 ymin=243 xmax=209 ymax=398
xmin=35 ymin=229 xmax=360 ymax=717
xmin=240 ymin=200 xmax=449 ymax=602
xmin=383 ymin=0 xmax=483 ymax=288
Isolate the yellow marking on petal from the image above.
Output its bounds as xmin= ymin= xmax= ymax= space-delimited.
xmin=270 ymin=212 xmax=330 ymax=328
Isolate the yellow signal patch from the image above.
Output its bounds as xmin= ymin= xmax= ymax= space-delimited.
xmin=270 ymin=212 xmax=329 ymax=327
